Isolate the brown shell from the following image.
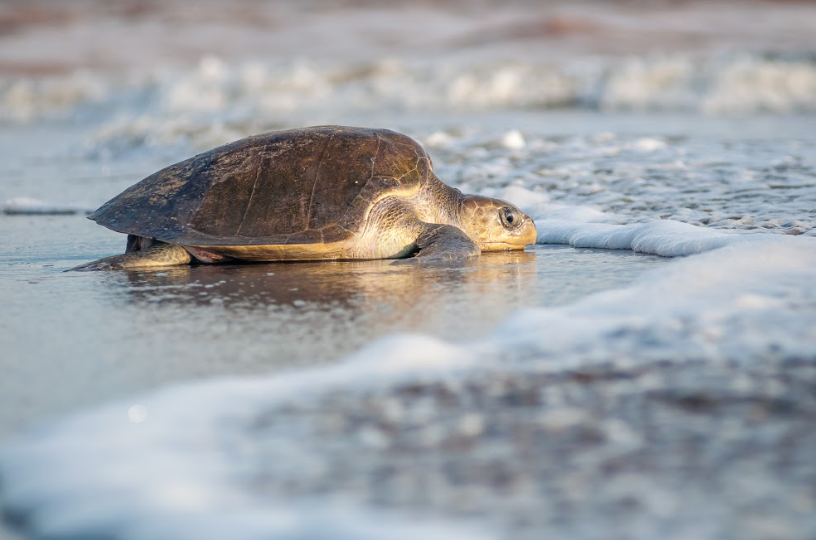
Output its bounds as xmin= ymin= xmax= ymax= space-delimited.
xmin=89 ymin=126 xmax=433 ymax=246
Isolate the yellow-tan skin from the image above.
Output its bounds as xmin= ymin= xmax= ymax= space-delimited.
xmin=188 ymin=178 xmax=537 ymax=263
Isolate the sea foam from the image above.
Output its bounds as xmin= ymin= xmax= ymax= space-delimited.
xmin=3 ymin=54 xmax=816 ymax=126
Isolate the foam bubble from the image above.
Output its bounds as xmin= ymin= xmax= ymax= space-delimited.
xmin=500 ymin=130 xmax=526 ymax=150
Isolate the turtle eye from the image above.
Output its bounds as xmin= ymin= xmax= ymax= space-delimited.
xmin=499 ymin=207 xmax=522 ymax=229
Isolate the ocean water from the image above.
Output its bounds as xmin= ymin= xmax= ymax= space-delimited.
xmin=1 ymin=1 xmax=816 ymax=540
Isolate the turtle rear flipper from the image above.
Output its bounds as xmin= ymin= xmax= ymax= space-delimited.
xmin=395 ymin=223 xmax=480 ymax=266
xmin=69 ymin=241 xmax=191 ymax=271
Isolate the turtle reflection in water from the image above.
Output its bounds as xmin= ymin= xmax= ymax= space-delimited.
xmin=73 ymin=126 xmax=537 ymax=270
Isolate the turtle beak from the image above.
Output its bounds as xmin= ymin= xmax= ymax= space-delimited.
xmin=520 ymin=215 xmax=537 ymax=247
xmin=514 ymin=214 xmax=538 ymax=249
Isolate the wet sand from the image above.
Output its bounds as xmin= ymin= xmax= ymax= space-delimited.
xmin=0 ymin=210 xmax=668 ymax=441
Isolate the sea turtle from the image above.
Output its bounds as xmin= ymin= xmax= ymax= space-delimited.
xmin=73 ymin=126 xmax=537 ymax=270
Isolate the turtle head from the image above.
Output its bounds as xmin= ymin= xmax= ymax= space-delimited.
xmin=457 ymin=195 xmax=537 ymax=251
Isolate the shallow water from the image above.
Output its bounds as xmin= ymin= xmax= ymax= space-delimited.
xmin=3 ymin=112 xmax=816 ymax=540
xmin=2 ymin=109 xmax=816 ymax=540
xmin=0 ymin=208 xmax=667 ymax=439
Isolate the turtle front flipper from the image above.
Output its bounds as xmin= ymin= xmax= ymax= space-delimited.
xmin=396 ymin=224 xmax=480 ymax=265
xmin=69 ymin=241 xmax=192 ymax=271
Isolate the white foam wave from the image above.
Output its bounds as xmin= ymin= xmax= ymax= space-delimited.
xmin=3 ymin=197 xmax=94 ymax=215
xmin=495 ymin=239 xmax=816 ymax=364
xmin=0 ymin=72 xmax=113 ymax=123
xmin=534 ymin=218 xmax=744 ymax=256
xmin=599 ymin=55 xmax=816 ymax=114
xmin=3 ymin=54 xmax=816 ymax=126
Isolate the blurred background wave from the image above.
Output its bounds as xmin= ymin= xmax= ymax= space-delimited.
xmin=1 ymin=0 xmax=814 ymax=131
